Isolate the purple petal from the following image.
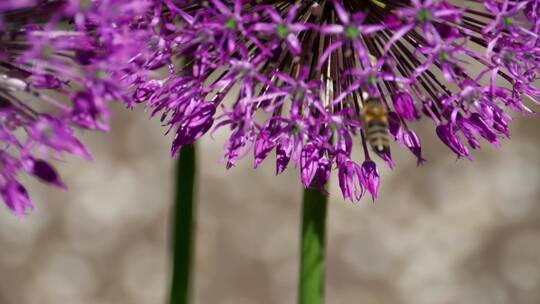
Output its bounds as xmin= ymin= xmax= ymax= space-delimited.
xmin=28 ymin=158 xmax=66 ymax=189
xmin=338 ymin=157 xmax=364 ymax=201
xmin=30 ymin=116 xmax=92 ymax=160
xmin=332 ymin=0 xmax=350 ymax=24
xmin=360 ymin=160 xmax=380 ymax=201
xmin=436 ymin=124 xmax=471 ymax=159
xmin=402 ymin=130 xmax=426 ymax=165
xmin=1 ymin=181 xmax=32 ymax=218
xmin=393 ymin=91 xmax=420 ymax=121
xmin=276 ymin=136 xmax=292 ymax=174
xmin=254 ymin=130 xmax=275 ymax=168
xmin=300 ymin=144 xmax=319 ymax=187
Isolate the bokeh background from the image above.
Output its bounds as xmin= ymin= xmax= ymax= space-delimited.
xmin=0 ymin=102 xmax=539 ymax=304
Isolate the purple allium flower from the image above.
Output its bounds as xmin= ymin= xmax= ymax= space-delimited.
xmin=131 ymin=0 xmax=539 ymax=202
xmin=0 ymin=0 xmax=153 ymax=216
xmin=3 ymin=0 xmax=540 ymax=211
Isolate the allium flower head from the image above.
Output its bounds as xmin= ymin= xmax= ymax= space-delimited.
xmin=134 ymin=0 xmax=540 ymax=202
xmin=2 ymin=0 xmax=539 ymax=215
xmin=0 ymin=0 xmax=153 ymax=216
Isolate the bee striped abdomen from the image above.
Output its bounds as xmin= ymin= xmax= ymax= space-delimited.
xmin=361 ymin=98 xmax=390 ymax=156
xmin=366 ymin=121 xmax=390 ymax=154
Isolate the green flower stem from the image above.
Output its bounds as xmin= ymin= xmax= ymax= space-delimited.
xmin=170 ymin=144 xmax=197 ymax=304
xmin=299 ymin=187 xmax=328 ymax=304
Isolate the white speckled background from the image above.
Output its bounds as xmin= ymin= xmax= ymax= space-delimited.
xmin=1 ymin=103 xmax=539 ymax=304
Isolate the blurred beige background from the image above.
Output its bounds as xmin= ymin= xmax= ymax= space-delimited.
xmin=0 ymin=103 xmax=540 ymax=304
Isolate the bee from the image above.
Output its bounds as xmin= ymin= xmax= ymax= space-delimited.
xmin=360 ymin=96 xmax=390 ymax=156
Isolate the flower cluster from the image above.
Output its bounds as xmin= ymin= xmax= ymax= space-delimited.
xmin=1 ymin=0 xmax=539 ymax=216
xmin=136 ymin=0 xmax=539 ymax=201
xmin=0 ymin=0 xmax=154 ymax=216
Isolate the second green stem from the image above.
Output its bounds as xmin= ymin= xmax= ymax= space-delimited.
xmin=299 ymin=187 xmax=328 ymax=304
xmin=170 ymin=144 xmax=196 ymax=304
